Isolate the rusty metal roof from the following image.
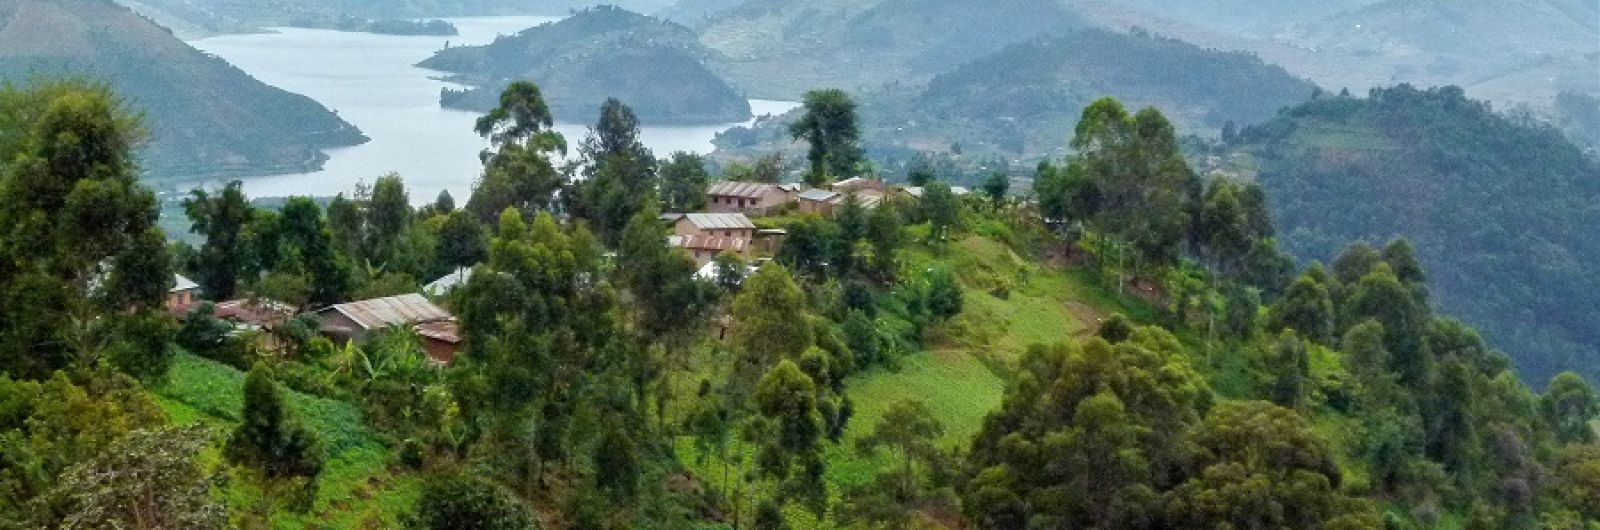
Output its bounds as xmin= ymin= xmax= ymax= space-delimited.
xmin=668 ymin=235 xmax=750 ymax=252
xmin=320 ymin=293 xmax=452 ymax=331
xmin=414 ymin=320 xmax=461 ymax=344
xmin=681 ymin=213 xmax=756 ymax=230
xmin=707 ymin=181 xmax=775 ymax=199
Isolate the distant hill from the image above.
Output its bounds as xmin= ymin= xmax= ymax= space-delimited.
xmin=1215 ymin=84 xmax=1600 ymax=384
xmin=696 ymin=0 xmax=1086 ymax=99
xmin=0 ymin=0 xmax=365 ymax=181
xmin=1097 ymin=0 xmax=1382 ymax=33
xmin=418 ymin=6 xmax=750 ymax=124
xmin=113 ymin=0 xmax=677 ymax=37
xmin=654 ymin=0 xmax=744 ymax=26
xmin=712 ymin=29 xmax=1317 ymax=167
xmin=1273 ymin=0 xmax=1598 ymax=105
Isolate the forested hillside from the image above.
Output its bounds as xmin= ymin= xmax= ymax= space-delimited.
xmin=712 ymin=29 xmax=1317 ymax=170
xmin=0 ymin=0 xmax=365 ymax=180
xmin=1215 ymin=84 xmax=1600 ymax=385
xmin=419 ymin=6 xmax=750 ymax=124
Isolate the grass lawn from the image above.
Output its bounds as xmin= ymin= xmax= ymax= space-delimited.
xmin=156 ymin=352 xmax=418 ymax=528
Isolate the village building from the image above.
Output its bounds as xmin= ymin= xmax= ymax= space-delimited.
xmin=797 ymin=189 xmax=840 ymax=216
xmin=167 ymin=274 xmax=201 ymax=315
xmin=314 ymin=293 xmax=460 ymax=364
xmin=669 ymin=212 xmax=757 ymax=241
xmin=705 ymin=181 xmax=798 ymax=216
xmin=896 ymin=185 xmax=971 ymax=200
xmin=212 ymin=297 xmax=297 ymax=351
xmin=668 ymin=234 xmax=750 ymax=267
xmin=424 ymin=266 xmax=474 ymax=296
xmin=829 ymin=177 xmax=887 ymax=195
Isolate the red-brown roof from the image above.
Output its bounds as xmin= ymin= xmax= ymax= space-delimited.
xmin=414 ymin=320 xmax=461 ymax=344
xmin=214 ymin=298 xmax=296 ymax=327
xmin=668 ymin=234 xmax=750 ymax=252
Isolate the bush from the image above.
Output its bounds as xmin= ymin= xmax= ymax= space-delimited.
xmin=409 ymin=470 xmax=538 ymax=530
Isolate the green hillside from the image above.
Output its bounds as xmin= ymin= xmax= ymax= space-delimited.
xmin=0 ymin=0 xmax=365 ymax=180
xmin=696 ymin=0 xmax=1086 ymax=99
xmin=419 ymin=6 xmax=750 ymax=124
xmin=712 ymin=29 xmax=1318 ymax=169
xmin=1215 ymin=84 xmax=1600 ymax=385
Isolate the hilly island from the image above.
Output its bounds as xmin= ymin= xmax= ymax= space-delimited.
xmin=419 ymin=6 xmax=751 ymax=124
xmin=0 ymin=0 xmax=365 ymax=181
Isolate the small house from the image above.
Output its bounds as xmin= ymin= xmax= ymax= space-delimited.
xmin=706 ymin=181 xmax=797 ymax=216
xmin=668 ymin=234 xmax=750 ymax=268
xmin=315 ymin=293 xmax=461 ymax=363
xmin=167 ymin=274 xmax=201 ymax=315
xmin=424 ymin=266 xmax=474 ymax=296
xmin=672 ymin=213 xmax=757 ymax=241
xmin=413 ymin=320 xmax=463 ymax=364
xmin=797 ymin=189 xmax=840 ymax=216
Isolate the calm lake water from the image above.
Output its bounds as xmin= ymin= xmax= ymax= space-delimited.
xmin=187 ymin=16 xmax=797 ymax=203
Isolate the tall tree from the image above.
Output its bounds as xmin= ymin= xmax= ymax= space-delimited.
xmin=184 ymin=181 xmax=254 ymax=300
xmin=731 ymin=265 xmax=812 ymax=394
xmin=51 ymin=425 xmax=226 ymax=530
xmin=789 ymin=89 xmax=864 ymax=186
xmin=366 ymin=173 xmax=413 ymax=265
xmin=659 ymin=152 xmax=710 ymax=212
xmin=468 ymin=82 xmax=567 ymax=220
xmin=437 ymin=210 xmax=488 ymax=271
xmin=1543 ymin=372 xmax=1599 ymax=446
xmin=226 ymin=364 xmax=323 ymax=512
xmin=0 ymin=81 xmax=165 ymax=377
xmin=570 ymin=99 xmax=658 ymax=244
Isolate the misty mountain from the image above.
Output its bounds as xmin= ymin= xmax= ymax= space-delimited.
xmin=713 ymin=28 xmax=1317 ymax=166
xmin=114 ymin=0 xmax=677 ymax=36
xmin=1098 ymin=0 xmax=1384 ymax=33
xmin=1273 ymin=0 xmax=1599 ymax=104
xmin=697 ymin=0 xmax=1086 ymax=99
xmin=0 ymin=0 xmax=365 ymax=180
xmin=418 ymin=6 xmax=750 ymax=124
xmin=654 ymin=0 xmax=744 ymax=26
xmin=1216 ymin=84 xmax=1600 ymax=384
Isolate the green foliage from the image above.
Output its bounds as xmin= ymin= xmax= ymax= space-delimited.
xmin=1232 ymin=85 xmax=1600 ymax=384
xmin=790 ymin=89 xmax=865 ymax=185
xmin=466 ymin=82 xmax=568 ymax=220
xmin=1542 ymin=372 xmax=1599 ymax=446
xmin=0 ymin=371 xmax=164 ymax=526
xmin=184 ymin=181 xmax=254 ymax=300
xmin=409 ymin=470 xmax=539 ymax=530
xmin=1163 ymin=401 xmax=1378 ymax=528
xmin=49 ymin=424 xmax=226 ymax=530
xmin=569 ymin=99 xmax=659 ymax=245
xmin=226 ymin=364 xmax=324 ymax=507
xmin=660 ymin=152 xmax=711 ymax=212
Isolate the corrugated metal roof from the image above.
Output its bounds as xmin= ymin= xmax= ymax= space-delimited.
xmin=798 ymin=189 xmax=838 ymax=201
xmin=214 ymin=298 xmax=296 ymax=326
xmin=707 ymin=181 xmax=775 ymax=199
xmin=414 ymin=320 xmax=461 ymax=344
xmin=424 ymin=267 xmax=473 ymax=294
xmin=668 ymin=235 xmax=750 ymax=252
xmin=172 ymin=274 xmax=199 ymax=293
xmin=682 ymin=213 xmax=756 ymax=230
xmin=321 ymin=293 xmax=452 ymax=331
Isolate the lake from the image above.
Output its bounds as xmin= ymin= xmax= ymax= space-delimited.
xmin=186 ymin=16 xmax=797 ymax=203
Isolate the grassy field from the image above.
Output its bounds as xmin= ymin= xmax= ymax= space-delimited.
xmin=155 ymin=353 xmax=419 ymax=528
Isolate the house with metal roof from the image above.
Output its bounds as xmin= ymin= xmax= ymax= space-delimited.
xmin=423 ymin=266 xmax=474 ymax=296
xmin=706 ymin=181 xmax=797 ymax=216
xmin=797 ymin=189 xmax=840 ymax=216
xmin=668 ymin=234 xmax=752 ymax=267
xmin=672 ymin=212 xmax=757 ymax=241
xmin=315 ymin=293 xmax=460 ymax=363
xmin=166 ymin=274 xmax=201 ymax=315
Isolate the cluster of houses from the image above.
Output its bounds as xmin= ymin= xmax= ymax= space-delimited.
xmin=664 ymin=178 xmax=968 ymax=268
xmin=167 ymin=275 xmax=463 ymax=365
xmin=159 ymin=178 xmax=965 ymax=367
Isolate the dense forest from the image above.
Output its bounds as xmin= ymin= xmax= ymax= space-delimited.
xmin=420 ymin=6 xmax=751 ymax=124
xmin=1214 ymin=85 xmax=1600 ymax=387
xmin=4 ymin=69 xmax=1600 ymax=529
xmin=0 ymin=0 xmax=367 ymax=180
